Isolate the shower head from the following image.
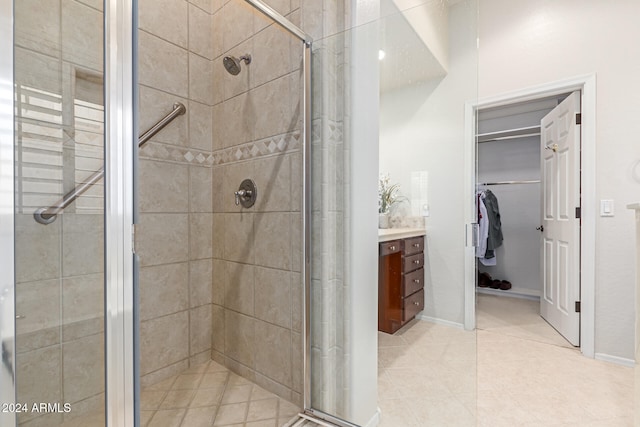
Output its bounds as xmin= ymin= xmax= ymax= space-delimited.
xmin=223 ymin=54 xmax=251 ymax=76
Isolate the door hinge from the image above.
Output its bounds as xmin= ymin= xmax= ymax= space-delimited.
xmin=575 ymin=301 xmax=581 ymax=313
xmin=575 ymin=207 xmax=581 ymax=219
xmin=576 ymin=113 xmax=582 ymax=125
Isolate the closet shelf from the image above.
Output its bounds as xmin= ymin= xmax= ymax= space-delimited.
xmin=476 ymin=125 xmax=541 ymax=143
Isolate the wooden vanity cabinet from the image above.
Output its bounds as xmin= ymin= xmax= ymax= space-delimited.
xmin=378 ymin=235 xmax=425 ymax=334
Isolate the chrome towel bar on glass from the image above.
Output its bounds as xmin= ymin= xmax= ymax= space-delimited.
xmin=34 ymin=102 xmax=186 ymax=225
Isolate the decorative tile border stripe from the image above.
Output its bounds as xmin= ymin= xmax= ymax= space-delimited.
xmin=139 ymin=131 xmax=302 ymax=166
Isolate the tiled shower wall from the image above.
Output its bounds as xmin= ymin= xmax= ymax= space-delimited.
xmin=208 ymin=0 xmax=305 ymax=406
xmin=137 ymin=0 xmax=306 ymax=404
xmin=13 ymin=1 xmax=106 ymax=425
xmin=137 ymin=0 xmax=216 ymax=387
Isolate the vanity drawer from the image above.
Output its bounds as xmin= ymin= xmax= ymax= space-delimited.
xmin=403 ymin=252 xmax=424 ymax=274
xmin=380 ymin=240 xmax=401 ymax=256
xmin=404 ymin=236 xmax=424 ymax=256
xmin=403 ymin=268 xmax=424 ymax=297
xmin=403 ymin=289 xmax=424 ymax=321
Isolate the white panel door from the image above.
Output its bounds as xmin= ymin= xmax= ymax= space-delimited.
xmin=540 ymin=91 xmax=581 ymax=346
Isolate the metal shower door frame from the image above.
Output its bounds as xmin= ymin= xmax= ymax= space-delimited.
xmin=0 ymin=0 xmax=15 ymax=424
xmin=243 ymin=0 xmax=315 ymax=417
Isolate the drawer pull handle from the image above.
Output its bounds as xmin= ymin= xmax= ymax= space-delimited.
xmin=413 ymin=260 xmax=420 ymax=265
xmin=389 ymin=245 xmax=396 ymax=251
xmin=413 ymin=243 xmax=420 ymax=248
xmin=413 ymin=301 xmax=420 ymax=306
xmin=413 ymin=279 xmax=420 ymax=284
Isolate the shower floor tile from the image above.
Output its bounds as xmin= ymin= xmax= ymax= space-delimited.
xmin=57 ymin=360 xmax=300 ymax=427
xmin=141 ymin=360 xmax=300 ymax=426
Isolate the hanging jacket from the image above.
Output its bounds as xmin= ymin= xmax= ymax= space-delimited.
xmin=483 ymin=190 xmax=503 ymax=259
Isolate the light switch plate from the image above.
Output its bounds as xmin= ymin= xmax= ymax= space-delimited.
xmin=600 ymin=199 xmax=614 ymax=217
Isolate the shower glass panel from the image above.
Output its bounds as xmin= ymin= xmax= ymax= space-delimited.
xmin=136 ymin=1 xmax=308 ymax=425
xmin=13 ymin=0 xmax=106 ymax=426
xmin=378 ymin=0 xmax=479 ymax=425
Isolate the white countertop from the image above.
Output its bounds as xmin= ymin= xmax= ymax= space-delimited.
xmin=378 ymin=227 xmax=426 ymax=242
xmin=627 ymin=202 xmax=640 ymax=210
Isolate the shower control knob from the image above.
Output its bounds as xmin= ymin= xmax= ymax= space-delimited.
xmin=234 ymin=179 xmax=257 ymax=208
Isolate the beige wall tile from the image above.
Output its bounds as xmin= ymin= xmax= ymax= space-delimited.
xmin=290 ymin=213 xmax=302 ymax=273
xmin=255 ymin=321 xmax=292 ymax=387
xmin=212 ymin=213 xmax=225 ymax=258
xmin=253 ymin=154 xmax=291 ymax=212
xmin=190 ymin=258 xmax=213 ymax=307
xmin=139 ymin=0 xmax=188 ymax=48
xmin=15 ymin=0 xmax=61 ymax=55
xmin=190 ymin=213 xmax=214 ymax=259
xmin=63 ymin=316 xmax=103 ymax=342
xmin=251 ymin=24 xmax=294 ymax=88
xmin=140 ymin=263 xmax=189 ymax=321
xmin=139 ymin=31 xmax=189 ymax=98
xmin=223 ymin=213 xmax=255 ymax=264
xmin=188 ymin=101 xmax=214 ymax=151
xmin=190 ymin=304 xmax=213 ymax=355
xmin=189 ymin=53 xmax=214 ymax=105
xmin=63 ymin=333 xmax=104 ymax=403
xmin=14 ymin=47 xmax=62 ymax=96
xmin=217 ymin=92 xmax=254 ymax=148
xmin=254 ymin=212 xmax=291 ymax=270
xmin=221 ymin=1 xmax=255 ymax=53
xmin=212 ymin=12 xmax=224 ymax=60
xmin=62 ymin=213 xmax=104 ymax=276
xmin=15 ymin=214 xmax=61 ymax=283
xmin=211 ymin=0 xmax=224 ymax=14
xmin=137 ymin=213 xmax=189 ymax=266
xmin=141 ymin=311 xmax=190 ymax=375
xmin=139 ymin=85 xmax=188 ymax=146
xmin=290 ymin=151 xmax=302 ymax=212
xmin=291 ymin=332 xmax=303 ymax=393
xmin=250 ymin=76 xmax=292 ymax=141
xmin=62 ymin=0 xmax=103 ymax=72
xmin=16 ymin=346 xmax=62 ymax=411
xmin=224 ymin=310 xmax=255 ymax=367
xmin=291 ymin=272 xmax=303 ymax=333
xmin=212 ymin=167 xmax=225 ymax=212
xmin=224 ymin=261 xmax=255 ymax=316
xmin=16 ymin=279 xmax=60 ymax=336
xmin=76 ymin=0 xmax=103 ymax=10
xmin=139 ymin=160 xmax=189 ymax=213
xmin=62 ymin=273 xmax=103 ymax=327
xmin=254 ymin=267 xmax=291 ymax=329
xmin=211 ymin=303 xmax=225 ymax=353
xmin=16 ymin=327 xmax=60 ymax=354
xmin=212 ymin=259 xmax=225 ymax=305
xmin=189 ymin=4 xmax=214 ymax=59
xmin=190 ymin=0 xmax=214 ymax=13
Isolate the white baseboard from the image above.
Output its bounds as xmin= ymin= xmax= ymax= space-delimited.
xmin=476 ymin=286 xmax=540 ymax=300
xmin=416 ymin=314 xmax=465 ymax=330
xmin=594 ymin=353 xmax=635 ymax=368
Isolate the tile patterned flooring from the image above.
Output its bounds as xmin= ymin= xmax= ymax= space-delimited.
xmin=377 ymin=294 xmax=634 ymax=426
xmin=59 ymin=360 xmax=300 ymax=427
xmin=60 ymin=293 xmax=634 ymax=427
xmin=139 ymin=360 xmax=301 ymax=426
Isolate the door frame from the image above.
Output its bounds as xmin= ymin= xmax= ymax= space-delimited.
xmin=463 ymin=74 xmax=596 ymax=358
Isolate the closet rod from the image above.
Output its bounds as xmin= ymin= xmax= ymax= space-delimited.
xmin=478 ymin=180 xmax=541 ymax=186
